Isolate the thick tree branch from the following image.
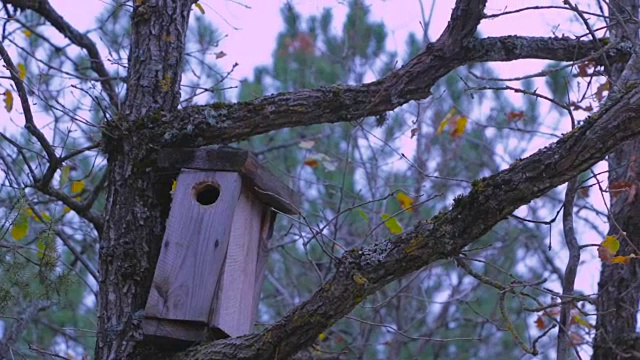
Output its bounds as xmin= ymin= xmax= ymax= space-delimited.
xmin=438 ymin=0 xmax=486 ymax=46
xmin=145 ymin=35 xmax=631 ymax=149
xmin=2 ymin=0 xmax=119 ymax=109
xmin=176 ymin=82 xmax=640 ymax=360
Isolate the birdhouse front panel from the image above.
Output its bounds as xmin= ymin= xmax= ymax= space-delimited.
xmin=145 ymin=170 xmax=242 ymax=324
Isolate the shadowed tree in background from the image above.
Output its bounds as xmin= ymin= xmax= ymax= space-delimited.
xmin=1 ymin=0 xmax=640 ymax=359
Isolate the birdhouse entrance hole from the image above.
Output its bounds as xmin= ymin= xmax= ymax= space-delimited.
xmin=193 ymin=181 xmax=220 ymax=205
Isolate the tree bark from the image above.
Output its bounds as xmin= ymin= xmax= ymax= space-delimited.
xmin=593 ymin=1 xmax=640 ymax=358
xmin=95 ymin=0 xmax=192 ymax=359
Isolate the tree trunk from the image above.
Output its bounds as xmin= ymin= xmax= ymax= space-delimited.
xmin=95 ymin=1 xmax=191 ymax=358
xmin=593 ymin=141 xmax=640 ymax=358
xmin=593 ymin=1 xmax=640 ymax=358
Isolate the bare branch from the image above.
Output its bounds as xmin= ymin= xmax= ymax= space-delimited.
xmin=556 ymin=178 xmax=580 ymax=360
xmin=0 ymin=42 xmax=57 ymax=162
xmin=2 ymin=0 xmax=119 ymax=109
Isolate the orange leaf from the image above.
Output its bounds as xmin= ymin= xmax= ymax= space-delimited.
xmin=598 ymin=245 xmax=612 ymax=262
xmin=579 ymin=187 xmax=590 ymax=198
xmin=71 ymin=180 xmax=85 ymax=194
xmin=535 ymin=316 xmax=545 ymax=329
xmin=611 ymin=256 xmax=630 ymax=264
xmin=396 ymin=192 xmax=414 ymax=212
xmin=609 ymin=181 xmax=632 ymax=198
xmin=576 ymin=61 xmax=594 ymax=77
xmin=450 ymin=116 xmax=468 ymax=138
xmin=304 ymin=158 xmax=319 ymax=168
xmin=595 ymin=81 xmax=609 ymax=102
xmin=506 ymin=111 xmax=525 ymax=122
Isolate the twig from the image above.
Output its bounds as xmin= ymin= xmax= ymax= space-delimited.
xmin=557 ymin=178 xmax=581 ymax=360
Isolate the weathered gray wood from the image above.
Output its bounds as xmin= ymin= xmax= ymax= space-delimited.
xmin=144 ymin=171 xmax=242 ymax=337
xmin=252 ymin=208 xmax=275 ymax=320
xmin=210 ymin=189 xmax=263 ymax=337
xmin=157 ymin=147 xmax=300 ymax=215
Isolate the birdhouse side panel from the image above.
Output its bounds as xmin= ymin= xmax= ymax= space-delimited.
xmin=145 ymin=171 xmax=242 ymax=323
xmin=251 ymin=208 xmax=276 ymax=320
xmin=210 ymin=189 xmax=264 ymax=337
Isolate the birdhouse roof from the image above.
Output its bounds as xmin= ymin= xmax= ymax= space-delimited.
xmin=158 ymin=147 xmax=300 ymax=214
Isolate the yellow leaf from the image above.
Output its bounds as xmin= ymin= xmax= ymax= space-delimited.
xmin=11 ymin=214 xmax=29 ymax=240
xmin=396 ymin=192 xmax=414 ymax=212
xmin=436 ymin=109 xmax=456 ymax=135
xmin=195 ymin=2 xmax=205 ymax=14
xmin=171 ymin=179 xmax=177 ymax=193
xmin=451 ymin=116 xmax=468 ymax=138
xmin=381 ymin=213 xmax=403 ymax=234
xmin=60 ymin=165 xmax=70 ymax=187
xmin=40 ymin=212 xmax=52 ymax=222
xmin=4 ymin=90 xmax=13 ymax=112
xmin=22 ymin=29 xmax=32 ymax=38
xmin=17 ymin=63 xmax=26 ymax=81
xmin=24 ymin=207 xmax=51 ymax=222
xmin=63 ymin=206 xmax=71 ymax=214
xmin=352 ymin=272 xmax=369 ymax=285
xmin=602 ymin=235 xmax=620 ymax=255
xmin=572 ymin=314 xmax=593 ymax=328
xmin=356 ymin=209 xmax=368 ymax=221
xmin=71 ymin=180 xmax=85 ymax=193
xmin=318 ymin=333 xmax=327 ymax=341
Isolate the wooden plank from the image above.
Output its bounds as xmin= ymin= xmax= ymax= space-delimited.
xmin=145 ymin=171 xmax=242 ymax=324
xmin=241 ymin=153 xmax=300 ymax=215
xmin=158 ymin=146 xmax=248 ymax=172
xmin=251 ymin=208 xmax=275 ymax=322
xmin=142 ymin=318 xmax=204 ymax=344
xmin=210 ymin=189 xmax=263 ymax=337
xmin=158 ymin=147 xmax=300 ymax=214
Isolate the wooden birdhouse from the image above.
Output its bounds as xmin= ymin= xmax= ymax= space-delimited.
xmin=143 ymin=147 xmax=299 ymax=345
